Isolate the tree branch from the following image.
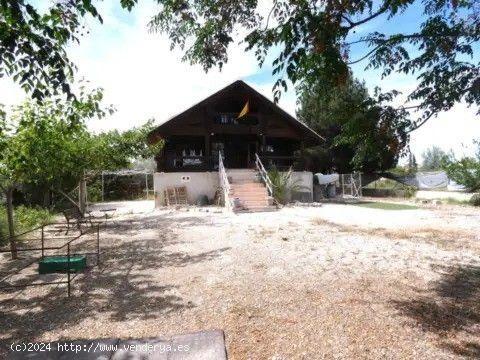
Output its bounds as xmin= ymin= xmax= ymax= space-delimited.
xmin=345 ymin=1 xmax=391 ymax=30
xmin=407 ymin=112 xmax=435 ymax=133
xmin=347 ymin=44 xmax=383 ymax=65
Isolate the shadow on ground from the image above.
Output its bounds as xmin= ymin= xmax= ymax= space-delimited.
xmin=392 ymin=264 xmax=480 ymax=358
xmin=0 ymin=212 xmax=230 ymax=354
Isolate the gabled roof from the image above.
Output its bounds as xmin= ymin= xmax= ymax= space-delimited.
xmin=147 ymin=80 xmax=324 ymax=144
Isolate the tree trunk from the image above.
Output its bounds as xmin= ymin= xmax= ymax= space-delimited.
xmin=5 ymin=187 xmax=18 ymax=260
xmin=43 ymin=187 xmax=51 ymax=208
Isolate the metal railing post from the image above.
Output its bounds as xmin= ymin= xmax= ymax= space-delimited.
xmin=67 ymin=243 xmax=71 ymax=297
xmin=96 ymin=224 xmax=100 ymax=266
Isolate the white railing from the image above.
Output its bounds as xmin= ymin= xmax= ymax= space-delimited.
xmin=254 ymin=153 xmax=274 ymax=198
xmin=218 ymin=153 xmax=233 ymax=210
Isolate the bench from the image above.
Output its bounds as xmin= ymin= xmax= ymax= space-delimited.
xmin=62 ymin=207 xmax=93 ymax=235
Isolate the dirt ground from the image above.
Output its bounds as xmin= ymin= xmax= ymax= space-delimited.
xmin=1 ymin=200 xmax=479 ymax=359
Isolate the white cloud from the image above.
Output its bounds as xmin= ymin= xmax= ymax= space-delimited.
xmin=410 ymin=104 xmax=480 ymax=160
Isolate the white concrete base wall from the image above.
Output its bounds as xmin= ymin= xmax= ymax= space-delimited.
xmin=153 ymin=170 xmax=314 ymax=207
xmin=154 ymin=172 xmax=219 ymax=206
xmin=289 ymin=171 xmax=314 ymax=202
xmin=291 ymin=171 xmax=313 ymax=194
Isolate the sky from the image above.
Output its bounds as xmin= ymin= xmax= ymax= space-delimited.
xmin=1 ymin=1 xmax=479 ymax=163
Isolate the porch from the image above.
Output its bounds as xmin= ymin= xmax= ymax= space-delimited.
xmin=156 ymin=135 xmax=302 ymax=172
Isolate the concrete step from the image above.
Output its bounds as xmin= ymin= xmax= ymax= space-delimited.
xmin=231 ymin=179 xmax=261 ymax=184
xmin=234 ymin=206 xmax=278 ymax=213
xmin=231 ymin=194 xmax=268 ymax=200
xmin=231 ymin=183 xmax=265 ymax=189
xmin=230 ymin=186 xmax=267 ymax=193
xmin=227 ymin=169 xmax=259 ymax=182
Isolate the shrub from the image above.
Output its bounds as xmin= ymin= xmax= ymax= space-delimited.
xmin=470 ymin=194 xmax=480 ymax=207
xmin=0 ymin=206 xmax=54 ymax=246
xmin=267 ymin=167 xmax=305 ymax=205
xmin=404 ymin=186 xmax=417 ymax=199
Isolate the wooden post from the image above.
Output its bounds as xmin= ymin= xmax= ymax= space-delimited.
xmin=101 ymin=171 xmax=104 ymax=202
xmin=96 ymin=224 xmax=100 ymax=266
xmin=67 ymin=243 xmax=71 ymax=297
xmin=5 ymin=187 xmax=17 ymax=260
xmin=205 ymin=133 xmax=211 ymax=170
xmin=145 ymin=173 xmax=149 ymax=199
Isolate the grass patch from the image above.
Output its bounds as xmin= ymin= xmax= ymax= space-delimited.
xmin=351 ymin=201 xmax=418 ymax=210
xmin=0 ymin=206 xmax=55 ymax=246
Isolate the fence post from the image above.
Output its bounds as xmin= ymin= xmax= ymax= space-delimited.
xmin=41 ymin=225 xmax=45 ymax=259
xmin=67 ymin=243 xmax=71 ymax=297
xmin=96 ymin=224 xmax=100 ymax=266
xmin=145 ymin=173 xmax=149 ymax=199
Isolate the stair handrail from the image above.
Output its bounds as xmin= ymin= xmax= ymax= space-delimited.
xmin=218 ymin=152 xmax=233 ymax=210
xmin=254 ymin=153 xmax=274 ymax=198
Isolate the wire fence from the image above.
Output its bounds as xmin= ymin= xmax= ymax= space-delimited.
xmin=0 ymin=221 xmax=102 ymax=297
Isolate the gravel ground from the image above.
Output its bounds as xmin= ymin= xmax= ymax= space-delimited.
xmin=1 ymin=200 xmax=479 ymax=359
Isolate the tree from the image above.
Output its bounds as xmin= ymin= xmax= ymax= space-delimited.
xmin=421 ymin=146 xmax=448 ymax=170
xmin=407 ymin=151 xmax=418 ymax=174
xmin=1 ymin=92 xmax=160 ymax=258
xmin=297 ymin=77 xmax=408 ymax=173
xmin=442 ymin=140 xmax=480 ymax=191
xmin=2 ymin=1 xmax=478 ymax=130
xmin=0 ymin=0 xmax=138 ymax=101
xmin=0 ymin=88 xmax=111 ymax=258
xmin=149 ymin=0 xmax=480 ymax=131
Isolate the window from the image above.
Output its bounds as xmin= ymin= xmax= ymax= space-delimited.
xmin=214 ymin=113 xmax=259 ymax=126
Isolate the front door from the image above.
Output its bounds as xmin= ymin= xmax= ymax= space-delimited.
xmin=213 ymin=136 xmax=258 ymax=168
xmin=224 ymin=138 xmax=248 ymax=168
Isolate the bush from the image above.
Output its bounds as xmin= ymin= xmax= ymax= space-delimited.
xmin=268 ymin=167 xmax=305 ymax=205
xmin=0 ymin=206 xmax=54 ymax=246
xmin=470 ymin=194 xmax=480 ymax=207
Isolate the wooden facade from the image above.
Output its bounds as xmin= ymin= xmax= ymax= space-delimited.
xmin=147 ymin=80 xmax=323 ymax=172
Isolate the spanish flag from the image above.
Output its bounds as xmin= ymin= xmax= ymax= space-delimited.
xmin=237 ymin=101 xmax=249 ymax=119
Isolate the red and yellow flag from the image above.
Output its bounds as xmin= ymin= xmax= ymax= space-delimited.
xmin=237 ymin=101 xmax=249 ymax=119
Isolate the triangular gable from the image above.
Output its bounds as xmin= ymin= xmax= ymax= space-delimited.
xmin=147 ymin=80 xmax=324 ymax=144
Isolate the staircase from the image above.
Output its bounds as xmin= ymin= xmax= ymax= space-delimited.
xmin=227 ymin=169 xmax=277 ymax=213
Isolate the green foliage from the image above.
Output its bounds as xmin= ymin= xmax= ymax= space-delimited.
xmin=0 ymin=1 xmax=140 ymax=101
xmin=406 ymin=152 xmax=418 ymax=174
xmin=3 ymin=1 xmax=478 ymax=128
xmin=443 ymin=157 xmax=480 ymax=192
xmin=148 ymin=0 xmax=479 ymax=128
xmin=470 ymin=193 xmax=480 ymax=207
xmin=442 ymin=140 xmax=480 ymax=192
xmin=1 ymin=1 xmax=99 ymax=100
xmin=404 ymin=186 xmax=417 ymax=199
xmin=421 ymin=146 xmax=448 ymax=170
xmin=1 ymin=90 xmax=159 ymax=196
xmin=297 ymin=77 xmax=408 ymax=173
xmin=92 ymin=120 xmax=163 ymax=171
xmin=0 ymin=88 xmax=112 ymax=192
xmin=267 ymin=167 xmax=304 ymax=205
xmin=0 ymin=206 xmax=53 ymax=245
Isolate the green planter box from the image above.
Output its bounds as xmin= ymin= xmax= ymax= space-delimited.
xmin=38 ymin=255 xmax=87 ymax=274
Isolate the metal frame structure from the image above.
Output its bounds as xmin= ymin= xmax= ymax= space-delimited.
xmin=339 ymin=173 xmax=363 ymax=198
xmin=0 ymin=222 xmax=102 ymax=297
xmin=99 ymin=170 xmax=153 ymax=202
